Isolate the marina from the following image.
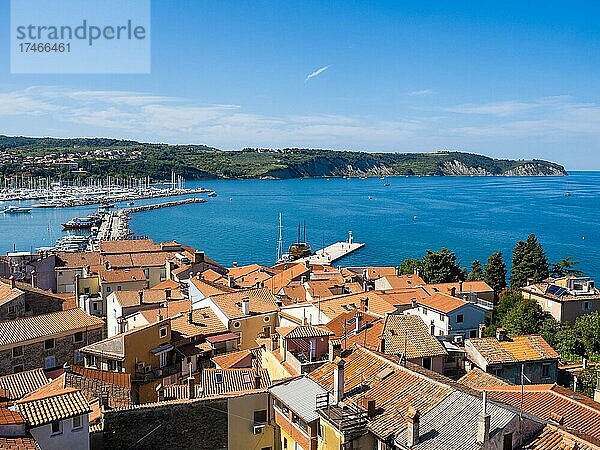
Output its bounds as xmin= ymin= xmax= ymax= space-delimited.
xmin=296 ymin=231 xmax=365 ymax=265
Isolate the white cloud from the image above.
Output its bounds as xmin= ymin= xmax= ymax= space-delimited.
xmin=442 ymin=100 xmax=537 ymax=117
xmin=305 ymin=65 xmax=330 ymax=82
xmin=408 ymin=89 xmax=435 ymax=97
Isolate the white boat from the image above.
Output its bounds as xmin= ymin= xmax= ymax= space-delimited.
xmin=2 ymin=206 xmax=32 ymax=214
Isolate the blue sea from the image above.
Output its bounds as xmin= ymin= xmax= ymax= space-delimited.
xmin=1 ymin=172 xmax=598 ymax=279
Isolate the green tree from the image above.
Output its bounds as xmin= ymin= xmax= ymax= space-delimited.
xmin=576 ymin=368 xmax=598 ymax=397
xmin=574 ymin=312 xmax=600 ymax=359
xmin=510 ymin=234 xmax=549 ymax=288
xmin=554 ymin=324 xmax=585 ymax=362
xmin=484 ymin=252 xmax=507 ymax=294
xmin=420 ymin=248 xmax=466 ymax=284
xmin=399 ymin=258 xmax=423 ymax=276
xmin=502 ymin=297 xmax=552 ymax=335
xmin=467 ymin=260 xmax=484 ymax=281
xmin=550 ymin=256 xmax=584 ymax=278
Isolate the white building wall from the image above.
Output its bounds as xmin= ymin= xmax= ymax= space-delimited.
xmin=29 ymin=414 xmax=89 ymax=450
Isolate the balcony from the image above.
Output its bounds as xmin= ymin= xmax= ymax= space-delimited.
xmin=316 ymin=393 xmax=368 ymax=441
xmin=285 ymin=349 xmax=329 ymax=374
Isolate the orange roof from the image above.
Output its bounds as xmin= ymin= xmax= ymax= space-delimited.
xmin=113 ymin=289 xmax=184 ymax=308
xmin=170 ymin=307 xmax=228 ymax=339
xmin=0 ymin=437 xmax=37 ymax=449
xmin=466 ymin=334 xmax=559 ymax=364
xmin=381 ymin=315 xmax=447 ymax=359
xmin=200 ymin=269 xmax=227 ymax=284
xmin=524 ymin=424 xmax=600 ymax=450
xmin=482 ymin=384 xmax=600 ymax=442
xmin=379 ymin=274 xmax=426 ymax=289
xmin=324 ymin=309 xmax=380 ymax=338
xmin=277 ymin=325 xmax=333 ymax=339
xmin=377 ymin=287 xmax=431 ymax=307
xmin=0 ymin=408 xmax=24 ymax=425
xmin=99 ymin=268 xmax=147 ymax=284
xmin=311 ymin=292 xmax=396 ymax=318
xmin=56 ymin=251 xmax=101 ymax=269
xmin=209 ymin=288 xmax=279 ymax=319
xmin=227 ymin=264 xmax=276 ymax=279
xmin=426 ymin=280 xmax=494 ymax=295
xmin=189 ymin=277 xmax=236 ymax=296
xmin=99 ymin=239 xmax=161 ymax=254
xmin=137 ymin=300 xmax=193 ymax=322
xmin=0 ymin=281 xmax=24 ymax=306
xmin=417 ymin=292 xmax=468 ymax=314
xmin=268 ymin=263 xmax=310 ymax=293
xmin=212 ymin=349 xmax=254 ymax=369
xmin=457 ymin=368 xmax=511 ymax=389
xmin=279 ymin=282 xmax=307 ymax=303
xmin=151 ymin=279 xmax=181 ymax=291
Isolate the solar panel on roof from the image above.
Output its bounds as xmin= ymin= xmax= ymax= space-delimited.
xmin=547 ymin=285 xmax=566 ymax=296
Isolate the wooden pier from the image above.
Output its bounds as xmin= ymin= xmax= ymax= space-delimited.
xmin=298 ymin=232 xmax=365 ymax=265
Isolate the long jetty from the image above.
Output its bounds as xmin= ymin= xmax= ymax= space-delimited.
xmin=93 ymin=197 xmax=207 ymax=245
xmin=297 ymin=231 xmax=365 ymax=265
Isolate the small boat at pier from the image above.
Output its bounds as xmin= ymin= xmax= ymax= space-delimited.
xmin=62 ymin=215 xmax=101 ymax=230
xmin=2 ymin=206 xmax=32 ymax=214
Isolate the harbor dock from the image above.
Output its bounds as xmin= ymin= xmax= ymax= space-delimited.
xmin=297 ymin=231 xmax=365 ymax=265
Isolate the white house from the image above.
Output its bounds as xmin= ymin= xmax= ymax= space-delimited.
xmin=404 ymin=292 xmax=486 ymax=342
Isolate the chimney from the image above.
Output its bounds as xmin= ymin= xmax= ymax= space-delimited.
xmin=406 ymin=406 xmax=420 ymax=447
xmin=478 ymin=324 xmax=486 ymax=338
xmin=138 ymin=291 xmax=144 ymax=304
xmin=188 ymin=310 xmax=193 ymax=324
xmin=156 ymin=383 xmax=164 ymax=402
xmin=187 ymin=376 xmax=196 ymax=399
xmin=157 ymin=311 xmax=163 ymax=322
xmin=594 ymin=371 xmax=600 ymax=403
xmin=9 ymin=276 xmax=15 ymax=288
xmin=241 ymin=298 xmax=250 ymax=316
xmin=329 ymin=341 xmax=342 ymax=362
xmin=361 ymin=297 xmax=368 ymax=312
xmin=362 ymin=268 xmax=368 ymax=281
xmin=165 ymin=288 xmax=171 ymax=300
xmin=396 ymin=266 xmax=401 ymax=276
xmin=367 ymin=399 xmax=376 ymax=418
xmin=228 ymin=276 xmax=234 ymax=288
xmin=496 ymin=328 xmax=506 ymax=342
xmin=30 ymin=270 xmax=37 ymax=288
xmin=450 ymin=286 xmax=456 ymax=297
xmin=477 ymin=391 xmax=491 ymax=444
xmin=355 ymin=312 xmax=363 ymax=333
xmin=549 ymin=412 xmax=564 ymax=426
xmin=254 ymin=373 xmax=261 ymax=389
xmin=333 ymin=357 xmax=345 ymax=404
xmin=380 ymin=337 xmax=386 ymax=353
xmin=363 ymin=280 xmax=368 ymax=292
xmin=99 ymin=387 xmax=109 ymax=410
xmin=411 ymin=298 xmax=417 ymax=308
xmin=232 ymin=261 xmax=238 ymax=267
xmin=194 ymin=251 xmax=205 ymax=264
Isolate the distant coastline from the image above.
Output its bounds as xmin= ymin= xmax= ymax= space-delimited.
xmin=0 ymin=135 xmax=567 ymax=180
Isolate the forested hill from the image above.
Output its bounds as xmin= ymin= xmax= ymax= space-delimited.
xmin=0 ymin=135 xmax=567 ymax=180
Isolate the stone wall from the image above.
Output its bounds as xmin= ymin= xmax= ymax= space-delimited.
xmin=0 ymin=328 xmax=103 ymax=376
xmin=103 ymin=398 xmax=228 ymax=450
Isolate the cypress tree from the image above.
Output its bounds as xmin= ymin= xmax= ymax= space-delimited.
xmin=510 ymin=234 xmax=549 ymax=287
xmin=484 ymin=252 xmax=507 ymax=295
xmin=467 ymin=260 xmax=484 ymax=281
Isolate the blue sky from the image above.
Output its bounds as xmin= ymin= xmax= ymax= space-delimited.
xmin=1 ymin=0 xmax=600 ymax=169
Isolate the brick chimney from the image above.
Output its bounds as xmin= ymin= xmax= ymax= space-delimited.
xmin=406 ymin=406 xmax=420 ymax=447
xmin=333 ymin=357 xmax=345 ymax=404
xmin=549 ymin=412 xmax=564 ymax=426
xmin=476 ymin=391 xmax=491 ymax=444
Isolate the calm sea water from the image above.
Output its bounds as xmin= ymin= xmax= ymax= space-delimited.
xmin=1 ymin=172 xmax=598 ymax=279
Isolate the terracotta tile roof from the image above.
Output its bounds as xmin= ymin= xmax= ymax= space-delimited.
xmin=101 ymin=253 xmax=134 ymax=269
xmin=189 ymin=277 xmax=236 ymax=296
xmin=0 ymin=437 xmax=37 ymax=449
xmin=381 ymin=315 xmax=447 ymax=359
xmin=0 ymin=369 xmax=49 ymax=400
xmin=113 ymin=289 xmax=179 ymax=308
xmin=340 ymin=320 xmax=385 ymax=351
xmin=56 ymin=251 xmax=101 ymax=269
xmin=212 ymin=349 xmax=254 ymax=369
xmin=70 ymin=365 xmax=131 ymax=389
xmin=308 ymin=346 xmax=455 ymax=439
xmin=268 ymin=263 xmax=310 ymax=293
xmin=209 ymin=288 xmax=279 ymax=319
xmin=0 ymin=308 xmax=104 ymax=348
xmin=0 ymin=282 xmax=24 ymax=306
xmin=466 ymin=335 xmax=559 ymax=364
xmin=99 ymin=239 xmax=161 ymax=254
xmin=98 ymin=268 xmax=147 ymax=284
xmin=377 ymin=287 xmax=431 ymax=307
xmin=227 ymin=264 xmax=276 ymax=282
xmin=344 ymin=266 xmax=398 ymax=281
xmin=199 ymin=269 xmax=227 ymax=284
xmin=482 ymin=384 xmax=600 ymax=442
xmin=379 ymin=274 xmax=426 ymax=289
xmin=201 ymin=368 xmax=271 ymax=398
xmin=523 ymin=424 xmax=600 ymax=450
xmin=16 ymin=388 xmax=90 ymax=426
xmin=457 ymin=367 xmax=511 ymax=389
xmin=136 ymin=300 xmax=192 ymax=323
xmin=0 ymin=408 xmax=25 ymax=425
xmin=324 ymin=310 xmax=381 ymax=338
xmin=426 ymin=281 xmax=494 ymax=295
xmin=523 ymin=282 xmax=600 ymax=303
xmin=310 ymin=292 xmax=396 ymax=318
xmin=130 ymin=252 xmax=173 ymax=268
xmin=276 ymin=325 xmax=333 ymax=339
xmin=279 ymin=282 xmax=307 ymax=303
xmin=305 ymin=280 xmax=347 ymax=300
xmin=150 ymin=279 xmax=181 ymax=291
xmin=170 ymin=308 xmax=228 ymax=339
xmin=417 ymin=292 xmax=469 ymax=314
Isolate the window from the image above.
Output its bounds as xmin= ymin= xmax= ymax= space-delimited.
xmin=439 ymin=313 xmax=445 ymax=321
xmin=583 ymin=301 xmax=592 ymax=311
xmin=84 ymin=287 xmax=90 ymax=294
xmin=106 ymin=286 xmax=111 ymax=293
xmin=117 ymin=285 xmax=122 ymax=291
xmin=318 ymin=424 xmax=324 ymax=440
xmin=215 ymin=372 xmax=224 ymax=384
xmin=51 ymin=420 xmax=62 ymax=435
xmin=233 ymin=321 xmax=241 ymax=328
xmin=74 ymin=350 xmax=83 ymax=363
xmin=58 ymin=271 xmax=63 ymax=276
xmin=422 ymin=357 xmax=432 ymax=370
xmin=254 ymin=409 xmax=268 ymax=424
xmin=72 ymin=415 xmax=82 ymax=430
xmin=492 ymin=367 xmax=503 ymax=377
xmin=44 ymin=356 xmax=56 ymax=369
xmin=74 ymin=332 xmax=84 ymax=343
xmin=159 ymin=352 xmax=168 ymax=368
xmin=456 ymin=314 xmax=464 ymax=323
xmin=88 ymin=355 xmax=97 ymax=368
xmin=108 ymin=360 xmax=119 ymax=371
xmin=12 ymin=346 xmax=23 ymax=358
xmin=422 ymin=307 xmax=428 ymax=315
xmin=503 ymin=432 xmax=513 ymax=450
xmin=470 ymin=330 xmax=477 ymax=338
xmin=44 ymin=338 xmax=55 ymax=350
xmin=13 ymin=365 xmax=23 ymax=373
xmin=8 ymin=305 xmax=15 ymax=314
xmin=262 ymin=326 xmax=271 ymax=338
xmin=263 ymin=316 xmax=270 ymax=322
xmin=159 ymin=326 xmax=168 ymax=338
xmin=283 ymin=437 xmax=288 ymax=449
xmin=542 ymin=363 xmax=551 ymax=379
xmin=439 ymin=330 xmax=445 ymax=336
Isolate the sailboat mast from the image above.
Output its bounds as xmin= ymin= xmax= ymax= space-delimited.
xmin=277 ymin=213 xmax=284 ymax=262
